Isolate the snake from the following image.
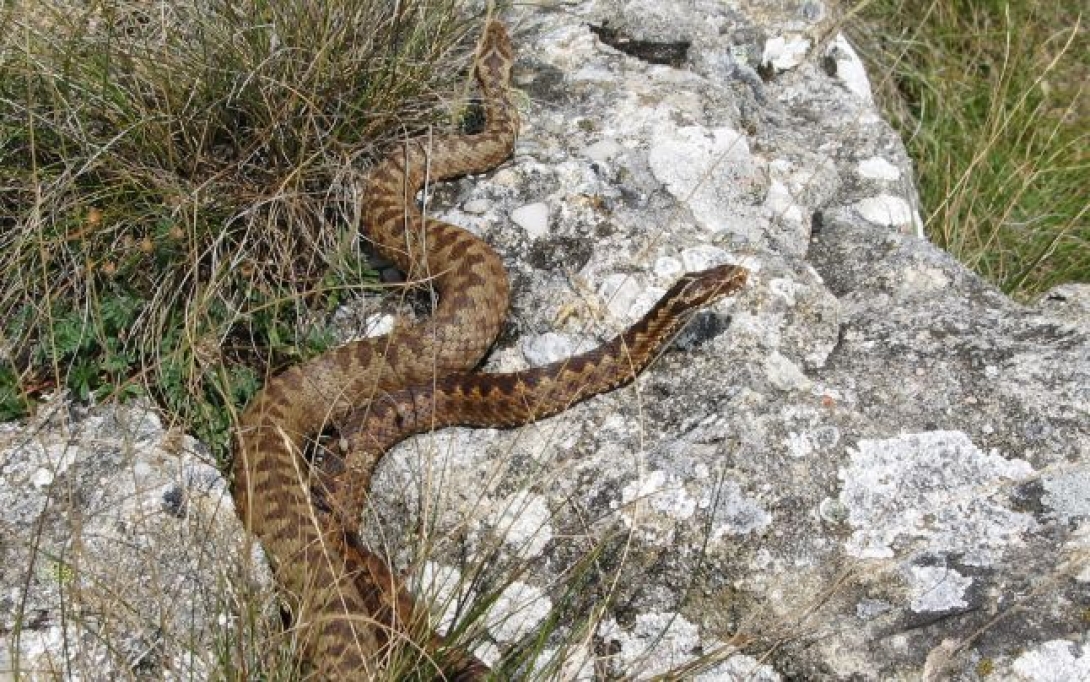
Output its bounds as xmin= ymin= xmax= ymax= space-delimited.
xmin=231 ymin=19 xmax=749 ymax=680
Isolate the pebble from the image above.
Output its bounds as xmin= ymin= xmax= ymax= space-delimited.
xmin=583 ymin=138 xmax=623 ymax=163
xmin=463 ymin=199 xmax=490 ymax=215
xmin=510 ymin=202 xmax=550 ymax=239
xmin=762 ymin=36 xmax=810 ymax=72
xmin=854 ymin=194 xmax=915 ymax=228
xmin=857 ymin=157 xmax=901 ymax=181
xmin=32 ymin=467 xmax=53 ymax=488
xmin=828 ymin=34 xmax=874 ymax=104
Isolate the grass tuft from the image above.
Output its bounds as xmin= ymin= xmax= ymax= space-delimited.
xmin=848 ymin=0 xmax=1088 ymax=299
xmin=0 ymin=0 xmax=483 ymax=453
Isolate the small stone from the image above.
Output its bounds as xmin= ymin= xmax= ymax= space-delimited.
xmin=510 ymin=202 xmax=550 ymax=239
xmin=364 ymin=314 xmax=395 ymax=338
xmin=31 ymin=467 xmax=53 ymax=488
xmin=762 ymin=36 xmax=811 ymax=72
xmin=853 ymin=194 xmax=915 ymax=227
xmin=583 ymin=138 xmax=623 ymax=163
xmin=462 ymin=199 xmax=490 ymax=214
xmin=828 ymin=34 xmax=874 ymax=103
xmin=858 ymin=157 xmax=901 ymax=181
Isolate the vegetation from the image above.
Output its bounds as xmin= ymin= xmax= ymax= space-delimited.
xmin=0 ymin=0 xmax=482 ymax=450
xmin=848 ymin=0 xmax=1088 ymax=298
xmin=1 ymin=0 xmax=1086 ymax=678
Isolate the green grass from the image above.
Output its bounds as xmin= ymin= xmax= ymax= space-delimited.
xmin=0 ymin=0 xmax=482 ymax=450
xmin=848 ymin=0 xmax=1088 ymax=299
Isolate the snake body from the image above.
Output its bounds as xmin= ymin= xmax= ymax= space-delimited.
xmin=328 ymin=264 xmax=748 ymax=526
xmin=233 ymin=21 xmax=516 ymax=679
xmin=232 ymin=19 xmax=747 ymax=679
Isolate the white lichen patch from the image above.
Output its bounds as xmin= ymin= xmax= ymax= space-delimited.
xmin=899 ymin=264 xmax=952 ymax=295
xmin=654 ymin=255 xmax=684 ymax=280
xmin=768 ymin=277 xmax=807 ymax=306
xmin=680 ymin=245 xmax=736 ymax=272
xmin=839 ymin=431 xmax=1035 ymax=564
xmin=485 ymin=580 xmax=552 ymax=643
xmin=618 ymin=468 xmax=769 ymax=546
xmin=857 ymin=156 xmax=901 ymax=181
xmin=708 ymin=480 xmax=773 ymax=541
xmin=599 ymin=612 xmax=779 ymax=680
xmin=621 ymin=469 xmax=698 ymax=527
xmin=853 ymin=193 xmax=915 ymax=228
xmin=648 ymin=123 xmax=766 ymax=238
xmin=417 ymin=562 xmax=472 ymax=634
xmin=905 ymin=564 xmax=971 ymax=613
xmin=764 ymin=351 xmax=812 ymax=392
xmin=487 ymin=489 xmax=554 ymax=557
xmin=784 ymin=425 xmax=840 ymax=459
xmin=1041 ymin=465 xmax=1090 ymax=522
xmin=530 ymin=641 xmax=595 ymax=681
xmin=1009 ymin=639 xmax=1090 ymax=681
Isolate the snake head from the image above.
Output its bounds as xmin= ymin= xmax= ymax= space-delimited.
xmin=671 ymin=263 xmax=749 ymax=308
xmin=475 ymin=20 xmax=515 ymax=90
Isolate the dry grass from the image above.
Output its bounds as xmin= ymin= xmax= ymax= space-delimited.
xmin=847 ymin=0 xmax=1088 ymax=299
xmin=0 ymin=2 xmax=501 ymax=675
xmin=0 ymin=0 xmax=484 ymax=451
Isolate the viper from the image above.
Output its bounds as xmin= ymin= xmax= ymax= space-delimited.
xmin=232 ymin=19 xmax=748 ymax=679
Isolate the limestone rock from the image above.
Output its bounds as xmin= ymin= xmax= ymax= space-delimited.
xmin=3 ymin=1 xmax=1086 ymax=680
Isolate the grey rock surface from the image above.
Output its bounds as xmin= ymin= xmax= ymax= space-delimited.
xmin=3 ymin=0 xmax=1087 ymax=680
xmin=0 ymin=399 xmax=270 ymax=680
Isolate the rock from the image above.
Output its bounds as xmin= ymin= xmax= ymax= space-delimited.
xmin=826 ymin=34 xmax=875 ymax=105
xmin=0 ymin=398 xmax=270 ymax=679
xmin=853 ymin=192 xmax=918 ymax=230
xmin=510 ymin=201 xmax=551 ymax=239
xmin=762 ymin=35 xmax=811 ymax=72
xmin=3 ymin=1 xmax=1087 ymax=680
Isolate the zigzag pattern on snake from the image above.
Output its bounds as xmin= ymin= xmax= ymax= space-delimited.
xmin=231 ymin=19 xmax=748 ymax=680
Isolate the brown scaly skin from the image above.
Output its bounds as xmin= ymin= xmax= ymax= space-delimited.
xmin=235 ymin=18 xmax=749 ymax=680
xmin=330 ymin=264 xmax=749 ymax=517
xmin=232 ymin=20 xmax=517 ymax=680
xmin=317 ymin=267 xmax=749 ymax=680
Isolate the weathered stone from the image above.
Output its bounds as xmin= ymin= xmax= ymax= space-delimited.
xmin=3 ymin=1 xmax=1086 ymax=680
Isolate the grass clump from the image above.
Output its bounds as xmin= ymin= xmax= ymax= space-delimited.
xmin=848 ymin=0 xmax=1088 ymax=299
xmin=0 ymin=0 xmax=483 ymax=452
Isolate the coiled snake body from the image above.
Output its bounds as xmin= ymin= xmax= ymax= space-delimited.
xmin=232 ymin=20 xmax=748 ymax=679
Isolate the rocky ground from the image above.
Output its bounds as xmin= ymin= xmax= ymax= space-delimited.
xmin=2 ymin=1 xmax=1087 ymax=679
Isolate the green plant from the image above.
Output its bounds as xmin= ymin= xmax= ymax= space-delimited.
xmin=849 ymin=0 xmax=1088 ymax=298
xmin=0 ymin=0 xmax=480 ymax=457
